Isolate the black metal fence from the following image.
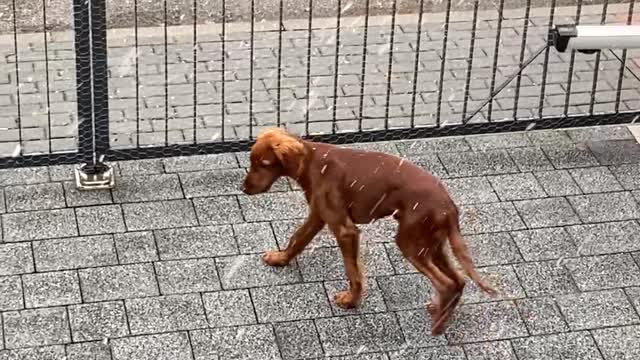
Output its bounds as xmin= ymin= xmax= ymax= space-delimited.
xmin=0 ymin=0 xmax=638 ymax=170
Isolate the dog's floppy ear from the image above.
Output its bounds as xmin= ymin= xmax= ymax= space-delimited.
xmin=257 ymin=128 xmax=306 ymax=175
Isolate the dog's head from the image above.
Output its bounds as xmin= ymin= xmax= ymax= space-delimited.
xmin=242 ymin=127 xmax=307 ymax=195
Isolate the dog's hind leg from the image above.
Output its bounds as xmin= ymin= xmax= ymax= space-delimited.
xmin=428 ymin=244 xmax=466 ymax=335
xmin=395 ymin=223 xmax=462 ymax=336
xmin=263 ymin=212 xmax=325 ymax=267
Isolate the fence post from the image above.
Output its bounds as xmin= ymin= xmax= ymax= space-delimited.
xmin=72 ymin=0 xmax=114 ymax=190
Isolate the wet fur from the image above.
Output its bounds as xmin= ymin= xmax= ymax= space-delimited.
xmin=242 ymin=127 xmax=497 ymax=335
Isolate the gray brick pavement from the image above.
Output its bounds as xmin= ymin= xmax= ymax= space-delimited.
xmin=2 ymin=100 xmax=640 ymax=359
xmin=0 ymin=4 xmax=639 ymax=154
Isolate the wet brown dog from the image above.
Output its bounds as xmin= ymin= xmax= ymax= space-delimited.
xmin=242 ymin=127 xmax=497 ymax=335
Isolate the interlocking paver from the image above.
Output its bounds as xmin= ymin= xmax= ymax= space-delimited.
xmin=507 ymin=147 xmax=555 ymax=172
xmin=298 ymin=244 xmax=394 ymax=281
xmin=511 ymin=227 xmax=578 ymax=261
xmin=515 ymin=297 xmax=570 ymax=335
xmin=442 ymin=176 xmax=499 ymax=204
xmin=1 ymin=208 xmax=77 ymax=242
xmin=63 ymin=181 xmax=113 ymax=207
xmin=0 ymin=275 xmax=23 ymax=311
xmin=3 ymin=183 xmax=65 ymax=212
xmin=568 ymin=166 xmax=624 ymax=193
xmin=202 ymin=289 xmax=257 ymax=327
xmin=126 ymin=294 xmax=207 ymax=335
xmin=68 ymin=301 xmax=129 ymax=342
xmin=446 ymin=301 xmax=528 ymax=343
xmin=459 ymin=202 xmax=526 ymax=234
xmin=588 ymin=140 xmax=640 ymax=165
xmin=217 ymin=253 xmax=303 ymax=289
xmin=75 ymin=204 xmax=126 ymax=235
xmin=439 ymin=149 xmax=518 ymax=177
xmin=234 ymin=222 xmax=279 ymax=254
xmin=155 ymin=258 xmax=221 ymax=294
xmin=0 ymin=243 xmax=34 ymax=276
xmin=534 ymin=169 xmax=583 ymax=196
xmin=123 ymin=199 xmax=198 ymax=230
xmin=564 ymin=253 xmax=640 ymax=291
xmin=511 ymin=332 xmax=603 ymax=360
xmin=274 ymin=320 xmax=324 ymax=360
xmin=488 ymin=173 xmax=547 ymax=201
xmin=542 ymin=143 xmax=600 ymax=169
xmin=78 ymin=263 xmax=159 ymax=302
xmin=555 ymin=289 xmax=640 ymax=330
xmin=251 ymin=283 xmax=332 ymax=323
xmin=66 ymin=342 xmax=112 ymax=360
xmin=513 ymin=260 xmax=579 ymax=297
xmin=396 ymin=309 xmax=446 ymax=348
xmin=190 ymin=325 xmax=281 ymax=360
xmin=568 ymin=191 xmax=640 ymax=223
xmin=238 ymin=191 xmax=308 ymax=221
xmin=513 ymin=197 xmax=581 ymax=228
xmin=23 ymin=270 xmax=81 ymax=308
xmin=2 ymin=307 xmax=70 ymax=348
xmin=112 ymin=174 xmax=183 ymax=203
xmin=377 ymin=273 xmax=431 ymax=311
xmin=316 ymin=313 xmax=405 ymax=356
xmin=113 ymin=231 xmax=158 ymax=264
xmin=111 ymin=332 xmax=193 ymax=360
xmin=592 ymin=325 xmax=640 ymax=360
xmin=610 ymin=163 xmax=640 ymax=190
xmin=154 ymin=225 xmax=237 ymax=260
xmin=389 ymin=346 xmax=466 ymax=360
xmin=33 ymin=235 xmax=118 ymax=271
xmin=566 ymin=220 xmax=640 ymax=255
xmin=192 ymin=196 xmax=244 ymax=225
xmin=0 ymin=346 xmax=67 ymax=360
xmin=464 ymin=341 xmax=518 ymax=360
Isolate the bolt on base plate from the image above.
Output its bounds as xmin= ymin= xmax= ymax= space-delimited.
xmin=74 ymin=163 xmax=115 ymax=191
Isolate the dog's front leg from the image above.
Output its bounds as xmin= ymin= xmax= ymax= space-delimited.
xmin=263 ymin=212 xmax=325 ymax=267
xmin=329 ymin=222 xmax=364 ymax=309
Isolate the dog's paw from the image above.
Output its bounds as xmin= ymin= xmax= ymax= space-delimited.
xmin=262 ymin=251 xmax=289 ymax=267
xmin=427 ymin=302 xmax=438 ymax=317
xmin=334 ymin=291 xmax=357 ymax=309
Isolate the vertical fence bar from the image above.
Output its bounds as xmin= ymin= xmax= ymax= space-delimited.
xmin=513 ymin=0 xmax=531 ymax=120
xmin=11 ymin=0 xmax=23 ymax=155
xmin=564 ymin=0 xmax=583 ymax=117
xmin=304 ymin=0 xmax=313 ymax=136
xmin=73 ymin=0 xmax=95 ymax=164
xmin=276 ymin=0 xmax=284 ymax=127
xmin=42 ymin=0 xmax=53 ymax=153
xmin=435 ymin=0 xmax=452 ymax=128
xmin=461 ymin=0 xmax=479 ymax=123
xmin=383 ymin=0 xmax=397 ymax=130
xmin=249 ymin=0 xmax=255 ymax=139
xmin=163 ymin=0 xmax=169 ymax=145
xmin=331 ymin=0 xmax=342 ymax=133
xmin=409 ymin=0 xmax=425 ymax=128
xmin=357 ymin=0 xmax=371 ymax=132
xmin=487 ymin=0 xmax=505 ymax=122
xmin=589 ymin=0 xmax=608 ymax=115
xmin=538 ymin=0 xmax=556 ymax=119
xmin=192 ymin=0 xmax=198 ymax=143
xmin=90 ymin=0 xmax=110 ymax=160
xmin=221 ymin=0 xmax=226 ymax=141
xmin=134 ymin=0 xmax=141 ymax=146
xmin=615 ymin=0 xmax=635 ymax=113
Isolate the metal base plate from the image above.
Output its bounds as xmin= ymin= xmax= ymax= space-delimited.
xmin=74 ymin=163 xmax=115 ymax=191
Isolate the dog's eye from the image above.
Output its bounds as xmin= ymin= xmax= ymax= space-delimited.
xmin=261 ymin=159 xmax=272 ymax=166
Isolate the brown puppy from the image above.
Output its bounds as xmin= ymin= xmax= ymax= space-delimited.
xmin=242 ymin=127 xmax=497 ymax=335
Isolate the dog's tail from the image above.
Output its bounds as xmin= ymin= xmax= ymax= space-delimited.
xmin=447 ymin=219 xmax=498 ymax=296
